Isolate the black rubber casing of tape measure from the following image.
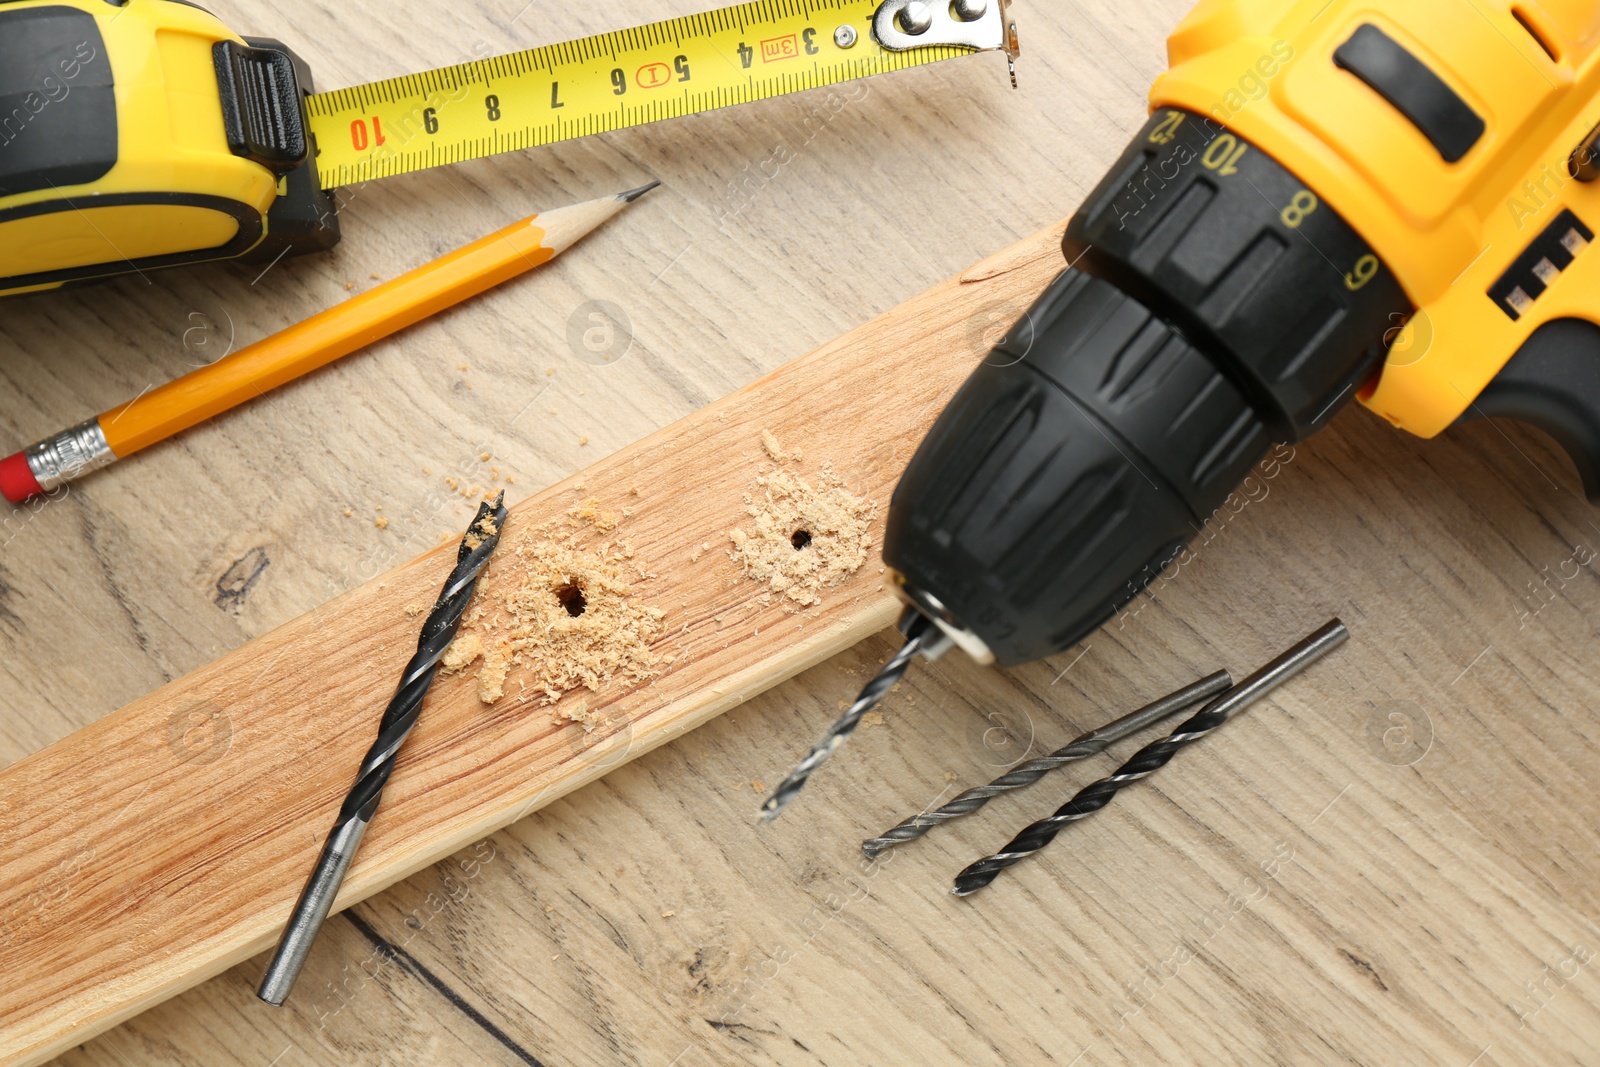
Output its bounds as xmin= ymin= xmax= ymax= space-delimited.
xmin=883 ymin=110 xmax=1412 ymax=666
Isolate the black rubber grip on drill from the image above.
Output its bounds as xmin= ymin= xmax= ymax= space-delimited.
xmin=1467 ymin=318 xmax=1600 ymax=504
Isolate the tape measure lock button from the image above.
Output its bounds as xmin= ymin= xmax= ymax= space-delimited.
xmin=212 ymin=39 xmax=308 ymax=172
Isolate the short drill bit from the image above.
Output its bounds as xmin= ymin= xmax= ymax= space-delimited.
xmin=860 ymin=670 xmax=1233 ymax=857
xmin=951 ymin=619 xmax=1349 ymax=897
xmin=258 ymin=493 xmax=509 ymax=1005
xmin=760 ymin=631 xmax=927 ymax=822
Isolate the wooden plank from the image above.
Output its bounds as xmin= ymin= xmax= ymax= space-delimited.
xmin=0 ymin=219 xmax=1071 ymax=1067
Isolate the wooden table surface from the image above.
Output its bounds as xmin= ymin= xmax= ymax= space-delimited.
xmin=6 ymin=0 xmax=1600 ymax=1064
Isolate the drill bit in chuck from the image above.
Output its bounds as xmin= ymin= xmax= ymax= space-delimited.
xmin=258 ymin=493 xmax=509 ymax=1005
xmin=760 ymin=619 xmax=936 ymax=822
xmin=861 ymin=670 xmax=1233 ymax=858
xmin=951 ymin=619 xmax=1349 ymax=897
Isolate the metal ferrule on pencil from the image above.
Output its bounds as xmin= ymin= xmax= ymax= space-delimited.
xmin=23 ymin=418 xmax=114 ymax=491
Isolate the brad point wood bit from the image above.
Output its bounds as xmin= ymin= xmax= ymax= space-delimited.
xmin=860 ymin=670 xmax=1233 ymax=857
xmin=951 ymin=620 xmax=1349 ymax=897
xmin=258 ymin=492 xmax=509 ymax=1004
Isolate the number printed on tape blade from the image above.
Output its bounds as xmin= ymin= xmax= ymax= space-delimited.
xmin=305 ymin=0 xmax=980 ymax=188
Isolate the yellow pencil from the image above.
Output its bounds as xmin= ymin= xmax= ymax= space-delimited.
xmin=0 ymin=182 xmax=659 ymax=503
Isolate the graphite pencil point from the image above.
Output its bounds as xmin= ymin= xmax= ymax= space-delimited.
xmin=619 ymin=179 xmax=662 ymax=202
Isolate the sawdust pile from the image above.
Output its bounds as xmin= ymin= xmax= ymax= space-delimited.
xmin=445 ymin=501 xmax=666 ymax=706
xmin=729 ymin=433 xmax=875 ymax=607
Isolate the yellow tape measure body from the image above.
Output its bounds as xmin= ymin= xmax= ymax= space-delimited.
xmin=307 ymin=0 xmax=967 ymax=188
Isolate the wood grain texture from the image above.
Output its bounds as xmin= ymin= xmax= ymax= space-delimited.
xmin=5 ymin=0 xmax=1600 ymax=1065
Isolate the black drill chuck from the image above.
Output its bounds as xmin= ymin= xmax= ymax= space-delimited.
xmin=885 ymin=109 xmax=1411 ymax=666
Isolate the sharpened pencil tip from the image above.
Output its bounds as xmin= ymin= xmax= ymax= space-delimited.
xmin=618 ymin=179 xmax=662 ymax=202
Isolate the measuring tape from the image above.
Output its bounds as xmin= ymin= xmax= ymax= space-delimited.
xmin=0 ymin=0 xmax=1014 ymax=294
xmin=307 ymin=0 xmax=1014 ymax=188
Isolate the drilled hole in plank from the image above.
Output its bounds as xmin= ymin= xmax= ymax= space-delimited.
xmin=557 ymin=581 xmax=587 ymax=617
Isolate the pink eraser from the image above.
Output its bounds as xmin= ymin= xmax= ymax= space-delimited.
xmin=0 ymin=451 xmax=41 ymax=503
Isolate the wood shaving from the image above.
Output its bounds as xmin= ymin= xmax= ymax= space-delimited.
xmin=404 ymin=603 xmax=424 ymax=617
xmin=477 ymin=640 xmax=510 ymax=703
xmin=570 ymin=497 xmax=618 ymax=531
xmin=660 ymin=909 xmax=675 ymax=919
xmin=374 ymin=516 xmax=389 ymax=529
xmin=440 ymin=633 xmax=483 ymax=673
xmin=861 ymin=711 xmax=886 ymax=728
xmin=749 ymin=778 xmax=766 ymax=792
xmin=728 ymin=461 xmax=874 ymax=607
xmin=760 ymin=429 xmax=802 ymax=463
xmin=558 ymin=702 xmax=607 ymax=732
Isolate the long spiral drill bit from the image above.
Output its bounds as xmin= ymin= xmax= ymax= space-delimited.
xmin=860 ymin=670 xmax=1233 ymax=858
xmin=951 ymin=619 xmax=1349 ymax=897
xmin=258 ymin=492 xmax=509 ymax=1004
xmin=760 ymin=631 xmax=927 ymax=822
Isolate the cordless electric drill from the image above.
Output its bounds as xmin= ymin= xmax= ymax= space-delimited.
xmin=762 ymin=0 xmax=1600 ymax=817
xmin=886 ymin=0 xmax=1600 ymax=667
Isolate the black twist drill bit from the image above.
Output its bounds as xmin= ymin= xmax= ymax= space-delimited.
xmin=860 ymin=670 xmax=1233 ymax=858
xmin=951 ymin=620 xmax=1349 ymax=897
xmin=258 ymin=492 xmax=509 ymax=1005
xmin=760 ymin=631 xmax=926 ymax=822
